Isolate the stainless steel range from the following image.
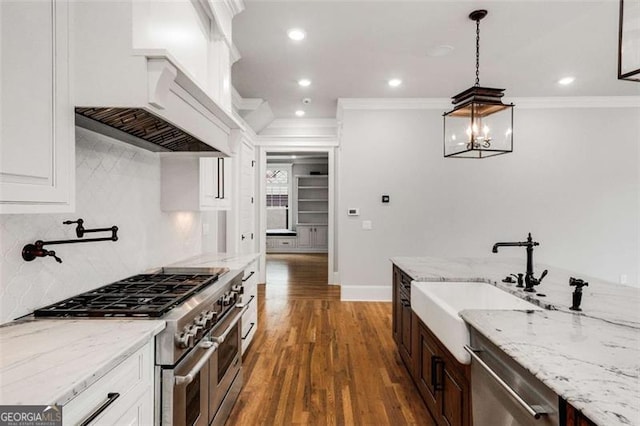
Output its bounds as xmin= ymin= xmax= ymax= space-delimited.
xmin=34 ymin=266 xmax=247 ymax=426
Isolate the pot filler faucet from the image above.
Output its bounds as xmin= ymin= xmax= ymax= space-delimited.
xmin=492 ymin=233 xmax=548 ymax=293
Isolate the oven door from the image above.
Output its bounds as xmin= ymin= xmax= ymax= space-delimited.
xmin=162 ymin=340 xmax=218 ymax=426
xmin=209 ymin=306 xmax=245 ymax=424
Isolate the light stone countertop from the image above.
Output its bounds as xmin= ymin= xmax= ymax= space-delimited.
xmin=0 ymin=319 xmax=165 ymax=406
xmin=460 ymin=309 xmax=639 ymax=426
xmin=391 ymin=256 xmax=640 ymax=426
xmin=391 ymin=256 xmax=639 ymax=327
xmin=163 ymin=252 xmax=260 ymax=271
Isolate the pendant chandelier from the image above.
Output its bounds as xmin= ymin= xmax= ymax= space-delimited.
xmin=443 ymin=10 xmax=514 ymax=159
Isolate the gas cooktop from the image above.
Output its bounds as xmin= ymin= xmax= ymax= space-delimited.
xmin=34 ymin=273 xmax=221 ymax=318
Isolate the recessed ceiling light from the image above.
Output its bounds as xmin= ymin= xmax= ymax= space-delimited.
xmin=298 ymin=78 xmax=311 ymax=87
xmin=291 ymin=155 xmax=297 ymax=159
xmin=388 ymin=78 xmax=402 ymax=87
xmin=558 ymin=76 xmax=575 ymax=85
xmin=426 ymin=45 xmax=455 ymax=57
xmin=287 ymin=28 xmax=306 ymax=41
xmin=295 ymin=110 xmax=305 ymax=117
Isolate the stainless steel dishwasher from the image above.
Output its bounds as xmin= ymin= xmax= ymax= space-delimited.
xmin=466 ymin=328 xmax=559 ymax=426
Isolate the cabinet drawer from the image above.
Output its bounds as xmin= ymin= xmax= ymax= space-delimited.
xmin=276 ymin=238 xmax=296 ymax=248
xmin=63 ymin=340 xmax=153 ymax=425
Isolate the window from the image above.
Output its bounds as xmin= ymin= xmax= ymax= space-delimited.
xmin=266 ymin=164 xmax=292 ymax=230
xmin=266 ymin=167 xmax=289 ymax=208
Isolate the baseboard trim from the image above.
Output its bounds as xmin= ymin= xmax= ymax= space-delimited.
xmin=341 ymin=285 xmax=392 ymax=302
xmin=266 ymin=249 xmax=328 ymax=254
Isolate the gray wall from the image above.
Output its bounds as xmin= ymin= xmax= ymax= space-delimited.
xmin=338 ymin=107 xmax=640 ymax=299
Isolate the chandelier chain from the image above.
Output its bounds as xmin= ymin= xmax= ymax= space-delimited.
xmin=475 ymin=18 xmax=480 ymax=86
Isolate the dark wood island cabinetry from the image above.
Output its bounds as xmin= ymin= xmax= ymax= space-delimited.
xmin=392 ymin=265 xmax=471 ymax=426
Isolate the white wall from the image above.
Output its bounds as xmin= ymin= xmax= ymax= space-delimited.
xmin=338 ymin=106 xmax=640 ymax=300
xmin=0 ymin=128 xmax=216 ymax=323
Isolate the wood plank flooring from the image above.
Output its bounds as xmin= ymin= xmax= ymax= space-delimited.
xmin=227 ymin=253 xmax=432 ymax=425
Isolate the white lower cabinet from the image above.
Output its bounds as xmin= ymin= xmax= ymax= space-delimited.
xmin=63 ymin=340 xmax=154 ymax=426
xmin=241 ymin=259 xmax=259 ymax=354
xmin=266 ymin=236 xmax=297 ymax=252
xmin=297 ymin=225 xmax=328 ymax=250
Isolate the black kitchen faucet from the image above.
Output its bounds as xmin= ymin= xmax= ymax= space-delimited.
xmin=492 ymin=233 xmax=548 ymax=292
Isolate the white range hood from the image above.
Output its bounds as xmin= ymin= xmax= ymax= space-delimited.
xmin=72 ymin=0 xmax=244 ymax=154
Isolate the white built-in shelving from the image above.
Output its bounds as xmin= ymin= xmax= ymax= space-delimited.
xmin=295 ymin=175 xmax=329 ymax=226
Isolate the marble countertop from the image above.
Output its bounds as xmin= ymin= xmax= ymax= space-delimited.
xmin=461 ymin=309 xmax=639 ymax=426
xmin=391 ymin=256 xmax=640 ymax=426
xmin=391 ymin=256 xmax=639 ymax=327
xmin=163 ymin=252 xmax=260 ymax=271
xmin=0 ymin=319 xmax=165 ymax=406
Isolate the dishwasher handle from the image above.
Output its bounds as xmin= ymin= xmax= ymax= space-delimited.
xmin=464 ymin=345 xmax=548 ymax=420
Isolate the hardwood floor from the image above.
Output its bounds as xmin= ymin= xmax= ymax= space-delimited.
xmin=227 ymin=253 xmax=432 ymax=425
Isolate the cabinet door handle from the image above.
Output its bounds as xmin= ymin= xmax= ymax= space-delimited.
xmin=430 ymin=356 xmax=444 ymax=391
xmin=242 ymin=271 xmax=255 ymax=282
xmin=79 ymin=392 xmax=120 ymax=425
xmin=220 ymin=158 xmax=225 ymax=199
xmin=242 ymin=322 xmax=256 ymax=340
xmin=216 ymin=158 xmax=222 ymax=199
xmin=464 ymin=346 xmax=548 ymax=419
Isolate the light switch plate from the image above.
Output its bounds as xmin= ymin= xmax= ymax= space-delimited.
xmin=362 ymin=220 xmax=372 ymax=230
xmin=348 ymin=208 xmax=360 ymax=216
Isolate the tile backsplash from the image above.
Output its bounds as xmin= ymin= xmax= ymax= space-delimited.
xmin=0 ymin=128 xmax=211 ymax=323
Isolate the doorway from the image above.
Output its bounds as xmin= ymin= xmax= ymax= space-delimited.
xmin=258 ymin=148 xmax=335 ymax=286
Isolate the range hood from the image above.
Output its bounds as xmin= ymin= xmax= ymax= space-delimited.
xmin=72 ymin=1 xmax=243 ymax=154
xmin=76 ymin=107 xmax=218 ymax=152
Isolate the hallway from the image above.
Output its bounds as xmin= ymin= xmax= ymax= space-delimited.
xmin=227 ymin=254 xmax=432 ymax=425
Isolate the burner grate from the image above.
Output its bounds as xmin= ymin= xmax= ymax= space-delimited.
xmin=34 ymin=273 xmax=219 ymax=318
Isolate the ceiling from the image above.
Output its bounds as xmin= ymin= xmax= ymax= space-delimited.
xmin=231 ymin=1 xmax=639 ymax=120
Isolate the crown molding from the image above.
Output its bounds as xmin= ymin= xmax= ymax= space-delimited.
xmin=226 ymin=0 xmax=245 ymax=16
xmin=255 ymin=136 xmax=339 ymax=147
xmin=504 ymin=96 xmax=640 ymax=109
xmin=337 ymin=96 xmax=640 ymax=118
xmin=231 ymin=86 xmax=264 ymax=111
xmin=229 ymin=42 xmax=242 ymax=64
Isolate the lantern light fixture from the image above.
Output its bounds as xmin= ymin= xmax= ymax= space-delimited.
xmin=443 ymin=10 xmax=514 ymax=159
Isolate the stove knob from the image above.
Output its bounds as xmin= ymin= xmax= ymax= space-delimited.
xmin=188 ymin=324 xmax=204 ymax=340
xmin=232 ymin=284 xmax=244 ymax=294
xmin=205 ymin=310 xmax=218 ymax=324
xmin=175 ymin=331 xmax=195 ymax=349
xmin=194 ymin=314 xmax=212 ymax=329
xmin=222 ymin=294 xmax=232 ymax=306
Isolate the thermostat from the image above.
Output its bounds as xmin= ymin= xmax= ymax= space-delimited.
xmin=347 ymin=208 xmax=360 ymax=216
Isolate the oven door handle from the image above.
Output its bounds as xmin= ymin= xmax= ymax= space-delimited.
xmin=211 ymin=305 xmax=248 ymax=344
xmin=174 ymin=341 xmax=218 ymax=386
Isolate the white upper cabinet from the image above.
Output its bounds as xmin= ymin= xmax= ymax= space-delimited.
xmin=0 ymin=0 xmax=74 ymax=214
xmin=200 ymin=157 xmax=232 ymax=210
xmin=161 ymin=156 xmax=232 ymax=211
